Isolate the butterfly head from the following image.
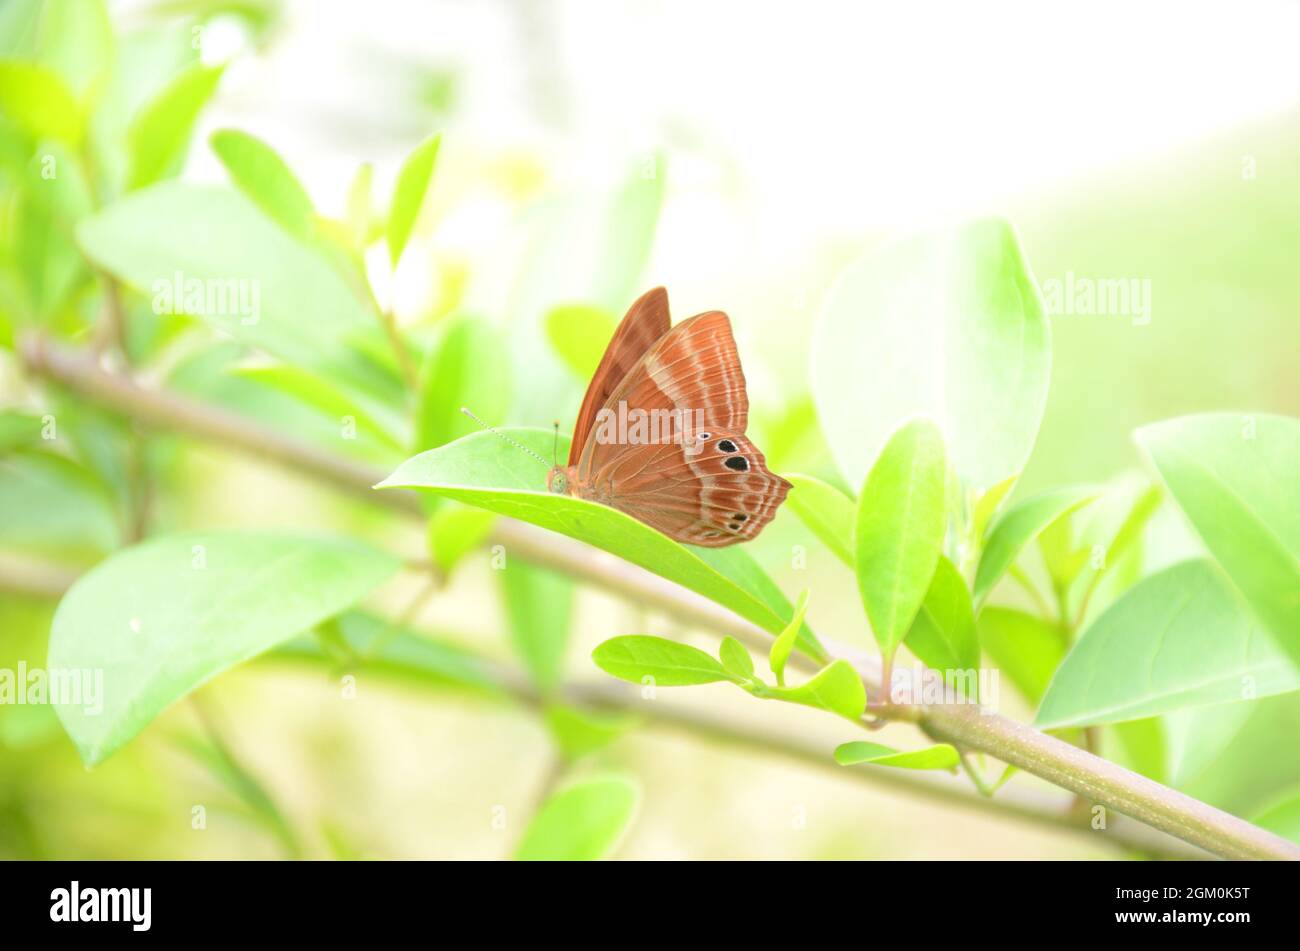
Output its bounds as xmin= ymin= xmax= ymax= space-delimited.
xmin=547 ymin=465 xmax=575 ymax=496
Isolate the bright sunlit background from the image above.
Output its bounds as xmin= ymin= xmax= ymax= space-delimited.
xmin=3 ymin=0 xmax=1299 ymax=859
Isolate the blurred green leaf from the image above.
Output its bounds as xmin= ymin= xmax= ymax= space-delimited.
xmin=387 ymin=131 xmax=441 ymax=265
xmin=691 ymin=546 xmax=823 ymax=659
xmin=785 ymin=473 xmax=854 ymax=566
xmin=1109 ymin=717 xmax=1166 ymax=783
xmin=49 ymin=533 xmax=400 ymax=765
xmin=834 ymin=741 xmax=959 ymax=770
xmin=759 ymin=659 xmax=866 ymax=721
xmin=273 ymin=611 xmax=497 ymax=694
xmin=0 ymin=60 xmax=81 ymax=143
xmin=415 ymin=316 xmax=510 ymax=452
xmin=544 ymin=303 xmax=615 ymax=379
xmin=906 ymin=555 xmax=979 ymax=675
xmin=718 ymin=636 xmax=755 ymax=682
xmin=974 ymin=486 xmax=1096 ymax=604
xmin=855 ymin=418 xmax=948 ymax=661
xmin=814 ymin=217 xmax=1050 ymax=490
xmin=1137 ymin=413 xmax=1300 ymax=666
xmin=1166 ymin=692 xmax=1300 ymax=818
xmin=427 ymin=502 xmax=496 ymax=576
xmin=236 ymin=364 xmax=405 ymax=454
xmin=972 ymin=474 xmax=1017 ymax=543
xmin=543 ymin=705 xmax=639 ymax=761
xmin=1036 ymin=560 xmax=1300 ymax=729
xmin=1253 ymin=789 xmax=1300 ymax=845
xmin=379 ymin=429 xmax=826 ymax=659
xmin=126 ymin=62 xmax=224 ymax=189
xmin=0 ymin=452 xmax=118 ymax=559
xmin=78 ymin=183 xmax=377 ymax=381
xmin=591 ymin=153 xmax=664 ymax=312
xmin=592 ymin=635 xmax=740 ymax=686
xmin=210 ymin=129 xmax=316 ymax=241
xmin=16 ymin=0 xmax=113 ymax=100
xmin=501 ymin=561 xmax=573 ymax=695
xmin=768 ymin=589 xmax=809 ymax=687
xmin=977 ymin=607 xmax=1064 ymax=706
xmin=345 ymin=161 xmax=374 ymax=247
xmin=514 ymin=774 xmax=638 ymax=861
xmin=14 ymin=141 xmax=93 ymax=317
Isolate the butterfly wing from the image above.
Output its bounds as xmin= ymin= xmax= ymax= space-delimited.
xmin=567 ymin=286 xmax=671 ymax=466
xmin=606 ymin=310 xmax=748 ymax=432
xmin=577 ymin=309 xmax=788 ymax=547
xmin=590 ymin=433 xmax=790 ymax=547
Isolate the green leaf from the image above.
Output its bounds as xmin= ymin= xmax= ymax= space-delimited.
xmin=906 ymin=555 xmax=979 ymax=674
xmin=833 ymin=741 xmax=960 ymax=770
xmin=514 ymin=775 xmax=639 ymax=861
xmin=274 ymin=611 xmax=498 ymax=694
xmin=501 ymin=561 xmax=573 ymax=695
xmin=1253 ymin=790 xmax=1300 ymax=845
xmin=973 ymin=486 xmax=1097 ymax=604
xmin=769 ymin=589 xmax=809 ymax=686
xmin=210 ymin=129 xmax=316 ymax=240
xmin=14 ymin=140 xmax=93 ymax=317
xmin=591 ymin=153 xmax=665 ymax=311
xmin=1137 ymin=413 xmax=1300 ymax=666
xmin=17 ymin=0 xmax=113 ymax=99
xmin=544 ymin=303 xmax=616 ymax=379
xmin=379 ymin=429 xmax=826 ymax=658
xmin=977 ymin=607 xmax=1065 ymax=706
xmin=0 ymin=60 xmax=81 ymax=143
xmin=972 ymin=474 xmax=1017 ymax=543
xmin=427 ymin=502 xmax=496 ymax=576
xmin=785 ymin=473 xmax=855 ymax=566
xmin=592 ymin=635 xmax=740 ymax=686
xmin=48 ymin=533 xmax=400 ymax=765
xmin=345 ymin=161 xmax=374 ymax=247
xmin=1036 ymin=560 xmax=1300 ymax=729
xmin=1109 ymin=717 xmax=1166 ymax=783
xmin=126 ymin=63 xmax=224 ymax=189
xmin=387 ymin=132 xmax=441 ymax=265
xmin=415 ymin=316 xmax=510 ymax=452
xmin=813 ymin=217 xmax=1050 ymax=490
xmin=235 ymin=364 xmax=405 ymax=454
xmin=718 ymin=636 xmax=755 ymax=682
xmin=855 ymin=418 xmax=948 ymax=660
xmin=761 ymin=659 xmax=866 ymax=721
xmin=78 ymin=183 xmax=376 ymax=381
xmin=543 ymin=705 xmax=639 ymax=761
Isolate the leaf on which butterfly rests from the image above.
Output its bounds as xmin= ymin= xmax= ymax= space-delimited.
xmin=379 ymin=429 xmax=828 ymax=662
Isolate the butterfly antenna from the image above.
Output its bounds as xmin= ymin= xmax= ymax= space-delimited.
xmin=460 ymin=407 xmax=550 ymax=468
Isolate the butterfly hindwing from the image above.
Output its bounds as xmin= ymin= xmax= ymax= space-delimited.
xmin=594 ymin=433 xmax=790 ymax=547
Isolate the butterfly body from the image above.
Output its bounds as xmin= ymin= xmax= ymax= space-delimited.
xmin=554 ymin=288 xmax=791 ymax=547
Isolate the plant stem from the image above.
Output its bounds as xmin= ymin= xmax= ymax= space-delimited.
xmin=19 ymin=332 xmax=1300 ymax=861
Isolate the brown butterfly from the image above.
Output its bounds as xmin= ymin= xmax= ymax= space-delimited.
xmin=546 ymin=287 xmax=791 ymax=547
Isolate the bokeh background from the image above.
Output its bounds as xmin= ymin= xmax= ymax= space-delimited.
xmin=1 ymin=0 xmax=1298 ymax=858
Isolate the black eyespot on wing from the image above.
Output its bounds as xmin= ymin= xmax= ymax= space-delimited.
xmin=724 ymin=456 xmax=749 ymax=472
xmin=728 ymin=522 xmax=741 ymax=531
xmin=716 ymin=439 xmax=738 ymax=453
xmin=733 ymin=513 xmax=747 ymax=521
xmin=698 ymin=432 xmax=711 ymax=440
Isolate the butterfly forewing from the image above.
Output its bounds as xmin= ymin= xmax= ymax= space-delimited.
xmin=568 ymin=286 xmax=670 ymax=466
